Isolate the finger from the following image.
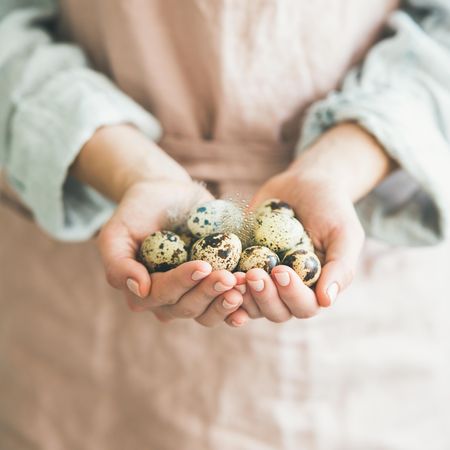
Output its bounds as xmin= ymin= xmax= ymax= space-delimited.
xmin=225 ymin=308 xmax=250 ymax=328
xmin=247 ymin=188 xmax=273 ymax=211
xmin=148 ymin=260 xmax=213 ymax=306
xmin=242 ymin=296 xmax=263 ymax=319
xmin=246 ymin=268 xmax=291 ymax=323
xmin=97 ymin=222 xmax=152 ymax=298
xmin=233 ymin=272 xmax=247 ymax=295
xmin=149 ymin=306 xmax=175 ymax=323
xmin=315 ymin=223 xmax=365 ymax=307
xmin=125 ymin=290 xmax=151 ymax=313
xmin=271 ymin=265 xmax=320 ymax=319
xmin=195 ymin=289 xmax=243 ymax=327
xmin=234 ymin=272 xmax=261 ymax=318
xmin=166 ymin=270 xmax=236 ymax=318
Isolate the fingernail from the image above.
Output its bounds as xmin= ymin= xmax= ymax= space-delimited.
xmin=214 ymin=282 xmax=232 ymax=292
xmin=126 ymin=278 xmax=142 ymax=298
xmin=248 ymin=279 xmax=264 ymax=292
xmin=231 ymin=319 xmax=243 ymax=327
xmin=222 ymin=299 xmax=237 ymax=310
xmin=327 ymin=282 xmax=339 ymax=305
xmin=192 ymin=270 xmax=209 ymax=281
xmin=236 ymin=284 xmax=246 ymax=294
xmin=274 ymin=272 xmax=290 ymax=287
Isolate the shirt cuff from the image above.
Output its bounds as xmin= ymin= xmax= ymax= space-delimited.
xmin=297 ymin=85 xmax=450 ymax=246
xmin=7 ymin=68 xmax=161 ymax=241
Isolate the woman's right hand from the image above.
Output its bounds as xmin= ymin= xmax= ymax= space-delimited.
xmin=97 ymin=179 xmax=245 ymax=327
xmin=70 ymin=124 xmax=245 ymax=328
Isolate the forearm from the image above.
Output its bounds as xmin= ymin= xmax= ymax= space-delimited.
xmin=70 ymin=125 xmax=191 ymax=202
xmin=291 ymin=123 xmax=398 ymax=202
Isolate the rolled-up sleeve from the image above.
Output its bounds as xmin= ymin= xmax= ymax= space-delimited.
xmin=0 ymin=1 xmax=161 ymax=241
xmin=298 ymin=0 xmax=450 ymax=246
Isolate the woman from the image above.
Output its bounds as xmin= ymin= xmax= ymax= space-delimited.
xmin=1 ymin=0 xmax=450 ymax=448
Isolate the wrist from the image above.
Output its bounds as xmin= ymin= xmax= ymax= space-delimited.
xmin=71 ymin=124 xmax=191 ymax=202
xmin=116 ymin=143 xmax=191 ymax=199
xmin=291 ymin=123 xmax=397 ymax=202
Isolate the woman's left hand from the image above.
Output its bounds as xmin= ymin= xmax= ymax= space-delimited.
xmin=225 ymin=123 xmax=396 ymax=326
xmin=227 ymin=169 xmax=365 ymax=324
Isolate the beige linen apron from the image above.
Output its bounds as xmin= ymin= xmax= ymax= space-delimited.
xmin=2 ymin=1 xmax=450 ymax=449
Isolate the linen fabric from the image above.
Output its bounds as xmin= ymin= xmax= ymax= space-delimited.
xmin=1 ymin=0 xmax=449 ymax=244
xmin=1 ymin=1 xmax=450 ymax=449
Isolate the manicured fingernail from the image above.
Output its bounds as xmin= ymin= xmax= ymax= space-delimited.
xmin=274 ymin=272 xmax=290 ymax=287
xmin=214 ymin=282 xmax=232 ymax=292
xmin=327 ymin=282 xmax=339 ymax=305
xmin=126 ymin=278 xmax=142 ymax=298
xmin=192 ymin=270 xmax=209 ymax=281
xmin=248 ymin=279 xmax=264 ymax=292
xmin=222 ymin=299 xmax=237 ymax=310
xmin=236 ymin=284 xmax=246 ymax=294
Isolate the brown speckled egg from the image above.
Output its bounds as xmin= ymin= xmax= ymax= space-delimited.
xmin=237 ymin=246 xmax=280 ymax=273
xmin=173 ymin=224 xmax=197 ymax=251
xmin=295 ymin=231 xmax=315 ymax=252
xmin=256 ymin=198 xmax=295 ymax=217
xmin=254 ymin=211 xmax=304 ymax=254
xmin=176 ymin=229 xmax=196 ymax=251
xmin=282 ymin=248 xmax=321 ymax=287
xmin=187 ymin=200 xmax=243 ymax=238
xmin=139 ymin=231 xmax=188 ymax=273
xmin=190 ymin=232 xmax=242 ymax=271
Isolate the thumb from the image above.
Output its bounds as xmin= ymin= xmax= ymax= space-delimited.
xmin=97 ymin=221 xmax=151 ymax=298
xmin=315 ymin=220 xmax=365 ymax=307
xmin=248 ymin=187 xmax=273 ymax=211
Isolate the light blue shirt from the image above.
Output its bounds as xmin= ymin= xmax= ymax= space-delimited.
xmin=1 ymin=0 xmax=449 ymax=245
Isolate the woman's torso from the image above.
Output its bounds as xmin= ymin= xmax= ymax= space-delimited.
xmin=5 ymin=3 xmax=450 ymax=450
xmin=58 ymin=0 xmax=399 ymax=194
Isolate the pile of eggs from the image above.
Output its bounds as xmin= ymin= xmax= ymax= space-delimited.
xmin=139 ymin=199 xmax=321 ymax=287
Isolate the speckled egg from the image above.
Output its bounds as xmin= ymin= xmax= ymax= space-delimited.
xmin=256 ymin=198 xmax=295 ymax=217
xmin=178 ymin=231 xmax=196 ymax=250
xmin=295 ymin=231 xmax=314 ymax=252
xmin=187 ymin=200 xmax=243 ymax=238
xmin=254 ymin=211 xmax=304 ymax=254
xmin=282 ymin=248 xmax=321 ymax=287
xmin=139 ymin=230 xmax=188 ymax=273
xmin=237 ymin=246 xmax=280 ymax=273
xmin=173 ymin=225 xmax=196 ymax=251
xmin=190 ymin=233 xmax=242 ymax=271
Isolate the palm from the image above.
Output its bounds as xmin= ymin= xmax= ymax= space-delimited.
xmin=96 ymin=180 xmax=213 ymax=297
xmin=249 ymin=170 xmax=364 ymax=308
xmin=252 ymin=172 xmax=355 ymax=254
xmin=108 ymin=180 xmax=212 ymax=251
xmin=97 ymin=180 xmax=245 ymax=328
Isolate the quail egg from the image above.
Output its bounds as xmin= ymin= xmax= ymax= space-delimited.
xmin=278 ymin=233 xmax=315 ymax=261
xmin=237 ymin=246 xmax=280 ymax=274
xmin=282 ymin=248 xmax=321 ymax=287
xmin=256 ymin=198 xmax=295 ymax=217
xmin=173 ymin=225 xmax=196 ymax=251
xmin=139 ymin=230 xmax=188 ymax=273
xmin=295 ymin=231 xmax=314 ymax=252
xmin=178 ymin=231 xmax=196 ymax=250
xmin=254 ymin=211 xmax=304 ymax=254
xmin=187 ymin=200 xmax=243 ymax=238
xmin=190 ymin=232 xmax=242 ymax=271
